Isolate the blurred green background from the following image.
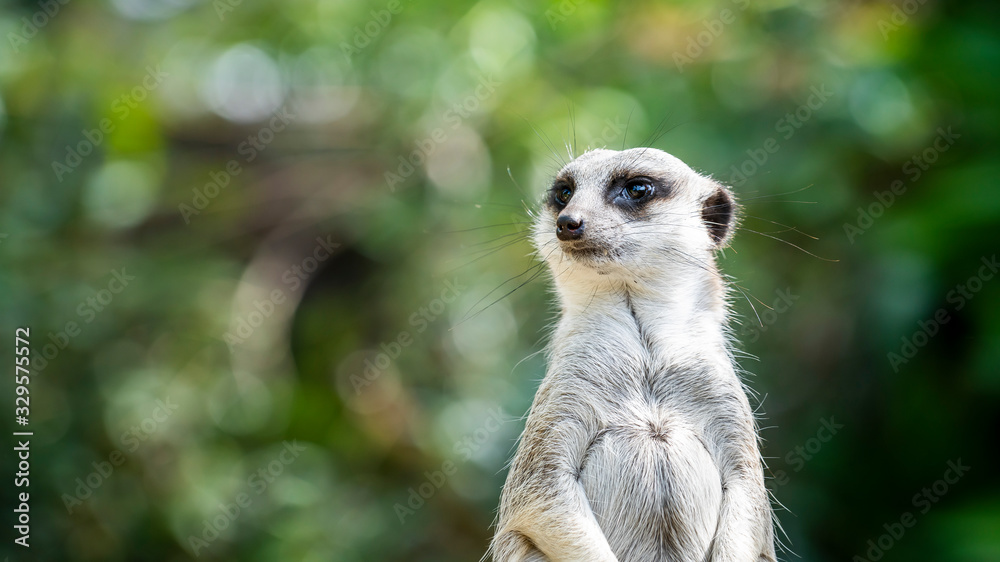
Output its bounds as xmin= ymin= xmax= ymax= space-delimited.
xmin=1 ymin=0 xmax=998 ymax=560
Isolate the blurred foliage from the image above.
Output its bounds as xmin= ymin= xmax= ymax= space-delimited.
xmin=1 ymin=0 xmax=999 ymax=560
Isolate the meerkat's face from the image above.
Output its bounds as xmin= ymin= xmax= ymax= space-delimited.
xmin=533 ymin=148 xmax=737 ymax=280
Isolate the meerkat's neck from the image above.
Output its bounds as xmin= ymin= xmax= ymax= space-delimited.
xmin=552 ymin=263 xmax=731 ymax=368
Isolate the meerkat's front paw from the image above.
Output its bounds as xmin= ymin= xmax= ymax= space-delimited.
xmin=491 ymin=531 xmax=550 ymax=562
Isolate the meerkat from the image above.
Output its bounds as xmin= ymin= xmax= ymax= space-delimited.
xmin=490 ymin=148 xmax=776 ymax=562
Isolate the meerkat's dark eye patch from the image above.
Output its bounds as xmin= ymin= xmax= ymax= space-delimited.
xmin=623 ymin=178 xmax=653 ymax=200
xmin=702 ymin=185 xmax=736 ymax=246
xmin=610 ymin=175 xmax=662 ymax=210
xmin=549 ymin=179 xmax=574 ymax=209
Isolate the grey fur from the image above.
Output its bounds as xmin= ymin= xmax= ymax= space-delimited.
xmin=491 ymin=148 xmax=775 ymax=562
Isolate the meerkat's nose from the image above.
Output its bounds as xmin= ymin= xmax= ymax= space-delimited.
xmin=556 ymin=214 xmax=584 ymax=241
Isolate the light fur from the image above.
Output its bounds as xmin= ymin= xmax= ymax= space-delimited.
xmin=491 ymin=148 xmax=775 ymax=562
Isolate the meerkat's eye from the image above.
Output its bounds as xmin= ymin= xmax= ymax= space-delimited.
xmin=554 ymin=184 xmax=573 ymax=207
xmin=623 ymin=179 xmax=653 ymax=200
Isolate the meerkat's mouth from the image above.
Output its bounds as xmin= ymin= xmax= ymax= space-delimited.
xmin=562 ymin=243 xmax=615 ymax=262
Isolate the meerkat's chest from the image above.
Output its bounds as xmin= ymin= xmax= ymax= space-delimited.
xmin=550 ymin=343 xmax=729 ymax=558
xmin=577 ymin=400 xmax=722 ymax=561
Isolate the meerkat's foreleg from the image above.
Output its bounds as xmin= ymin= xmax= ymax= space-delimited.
xmin=703 ymin=397 xmax=776 ymax=562
xmin=493 ymin=405 xmax=618 ymax=562
xmin=710 ymin=479 xmax=775 ymax=560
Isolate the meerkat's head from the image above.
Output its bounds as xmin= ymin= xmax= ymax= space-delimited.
xmin=533 ymin=148 xmax=738 ymax=290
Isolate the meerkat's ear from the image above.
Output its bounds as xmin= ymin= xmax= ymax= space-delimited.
xmin=702 ymin=182 xmax=738 ymax=247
